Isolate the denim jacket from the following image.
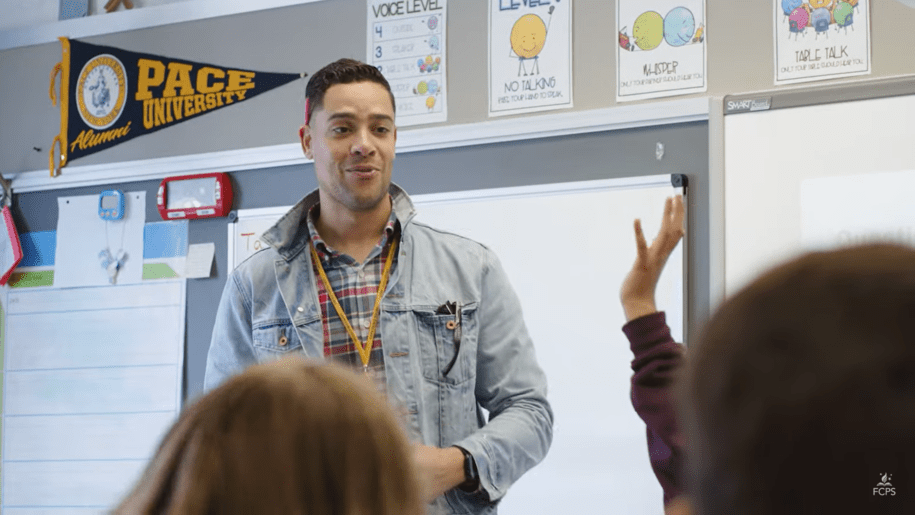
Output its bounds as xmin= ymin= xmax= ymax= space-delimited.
xmin=205 ymin=184 xmax=553 ymax=514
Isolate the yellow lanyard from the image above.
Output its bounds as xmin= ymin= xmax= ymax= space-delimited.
xmin=310 ymin=235 xmax=398 ymax=371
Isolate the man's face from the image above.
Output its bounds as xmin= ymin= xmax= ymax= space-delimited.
xmin=301 ymin=81 xmax=397 ymax=215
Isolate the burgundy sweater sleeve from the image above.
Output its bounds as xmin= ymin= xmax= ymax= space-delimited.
xmin=622 ymin=311 xmax=686 ymax=506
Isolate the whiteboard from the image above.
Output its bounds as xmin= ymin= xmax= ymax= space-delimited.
xmin=231 ymin=175 xmax=686 ymax=513
xmin=2 ymin=281 xmax=186 ymax=513
xmin=723 ymin=93 xmax=915 ymax=296
xmin=801 ymin=170 xmax=915 ymax=250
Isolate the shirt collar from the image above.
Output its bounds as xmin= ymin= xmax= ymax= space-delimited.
xmin=305 ymin=198 xmax=398 ymax=262
xmin=261 ymin=182 xmax=415 ymax=261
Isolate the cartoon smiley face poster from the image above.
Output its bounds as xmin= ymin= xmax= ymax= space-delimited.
xmin=617 ymin=0 xmax=707 ymax=102
xmin=489 ymin=0 xmax=573 ymax=116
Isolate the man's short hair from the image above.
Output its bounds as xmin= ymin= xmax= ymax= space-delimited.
xmin=304 ymin=58 xmax=395 ymax=125
xmin=683 ymin=243 xmax=915 ymax=515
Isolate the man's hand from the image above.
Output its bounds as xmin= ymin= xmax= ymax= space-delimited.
xmin=620 ymin=195 xmax=685 ymax=321
xmin=412 ymin=444 xmax=466 ymax=502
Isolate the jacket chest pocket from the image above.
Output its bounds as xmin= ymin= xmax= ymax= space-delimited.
xmin=414 ymin=305 xmax=478 ymax=385
xmin=252 ymin=322 xmax=300 ymax=362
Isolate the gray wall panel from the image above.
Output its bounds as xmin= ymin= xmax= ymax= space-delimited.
xmin=4 ymin=1 xmax=915 ymax=173
xmin=12 ymin=120 xmax=708 ymax=401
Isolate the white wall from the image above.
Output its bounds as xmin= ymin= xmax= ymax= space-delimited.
xmin=0 ymin=0 xmax=192 ymax=31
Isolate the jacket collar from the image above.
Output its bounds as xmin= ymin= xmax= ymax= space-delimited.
xmin=261 ymin=182 xmax=417 ymax=261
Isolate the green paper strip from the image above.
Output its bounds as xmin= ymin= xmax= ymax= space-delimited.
xmin=8 ymin=270 xmax=55 ymax=288
xmin=143 ymin=263 xmax=179 ymax=280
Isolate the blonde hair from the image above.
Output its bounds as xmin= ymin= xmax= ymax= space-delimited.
xmin=116 ymin=357 xmax=423 ymax=515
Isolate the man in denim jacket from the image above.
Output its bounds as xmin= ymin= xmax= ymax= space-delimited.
xmin=205 ymin=59 xmax=552 ymax=514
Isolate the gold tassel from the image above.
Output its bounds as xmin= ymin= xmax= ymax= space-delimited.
xmin=49 ymin=37 xmax=71 ymax=178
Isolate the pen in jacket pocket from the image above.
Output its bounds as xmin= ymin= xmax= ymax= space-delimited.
xmin=442 ymin=300 xmax=461 ymax=377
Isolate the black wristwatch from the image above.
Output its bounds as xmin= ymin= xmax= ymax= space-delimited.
xmin=455 ymin=446 xmax=480 ymax=492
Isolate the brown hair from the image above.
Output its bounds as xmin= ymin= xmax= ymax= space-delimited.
xmin=683 ymin=243 xmax=915 ymax=514
xmin=305 ymin=58 xmax=395 ymax=125
xmin=116 ymin=357 xmax=423 ymax=515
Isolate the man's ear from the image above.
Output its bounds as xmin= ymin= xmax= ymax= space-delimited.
xmin=300 ymin=125 xmax=313 ymax=160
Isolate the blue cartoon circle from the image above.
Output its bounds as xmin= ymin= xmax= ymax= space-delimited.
xmin=781 ymin=0 xmax=803 ymax=16
xmin=663 ymin=7 xmax=695 ymax=47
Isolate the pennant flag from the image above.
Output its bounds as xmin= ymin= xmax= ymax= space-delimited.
xmin=49 ymin=38 xmax=305 ymax=176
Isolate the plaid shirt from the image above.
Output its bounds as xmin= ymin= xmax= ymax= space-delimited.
xmin=306 ymin=201 xmax=398 ymax=387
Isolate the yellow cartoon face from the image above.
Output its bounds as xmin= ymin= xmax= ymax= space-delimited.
xmin=632 ymin=11 xmax=664 ymax=51
xmin=510 ymin=14 xmax=547 ymax=59
xmin=808 ymin=0 xmax=832 ymax=9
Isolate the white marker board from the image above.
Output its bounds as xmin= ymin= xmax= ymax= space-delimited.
xmin=231 ymin=175 xmax=687 ymax=513
xmin=723 ymin=92 xmax=915 ymax=296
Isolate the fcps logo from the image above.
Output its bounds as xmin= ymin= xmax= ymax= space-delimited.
xmin=873 ymin=473 xmax=896 ymax=496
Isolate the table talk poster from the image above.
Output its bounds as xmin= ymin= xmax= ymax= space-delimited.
xmin=368 ymin=0 xmax=447 ymax=126
xmin=617 ymin=0 xmax=707 ymax=102
xmin=489 ymin=0 xmax=573 ymax=117
xmin=774 ymin=0 xmax=870 ymax=85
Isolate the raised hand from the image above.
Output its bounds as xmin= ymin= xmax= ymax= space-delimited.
xmin=620 ymin=195 xmax=685 ymax=321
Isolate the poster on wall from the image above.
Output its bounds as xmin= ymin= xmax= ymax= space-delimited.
xmin=55 ymin=192 xmax=146 ymax=288
xmin=617 ymin=0 xmax=707 ymax=102
xmin=488 ymin=0 xmax=573 ymax=117
xmin=49 ymin=38 xmax=304 ymax=177
xmin=367 ymin=0 xmax=447 ymax=126
xmin=774 ymin=0 xmax=870 ymax=85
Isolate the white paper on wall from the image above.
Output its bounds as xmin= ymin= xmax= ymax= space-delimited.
xmin=55 ymin=191 xmax=145 ymax=288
